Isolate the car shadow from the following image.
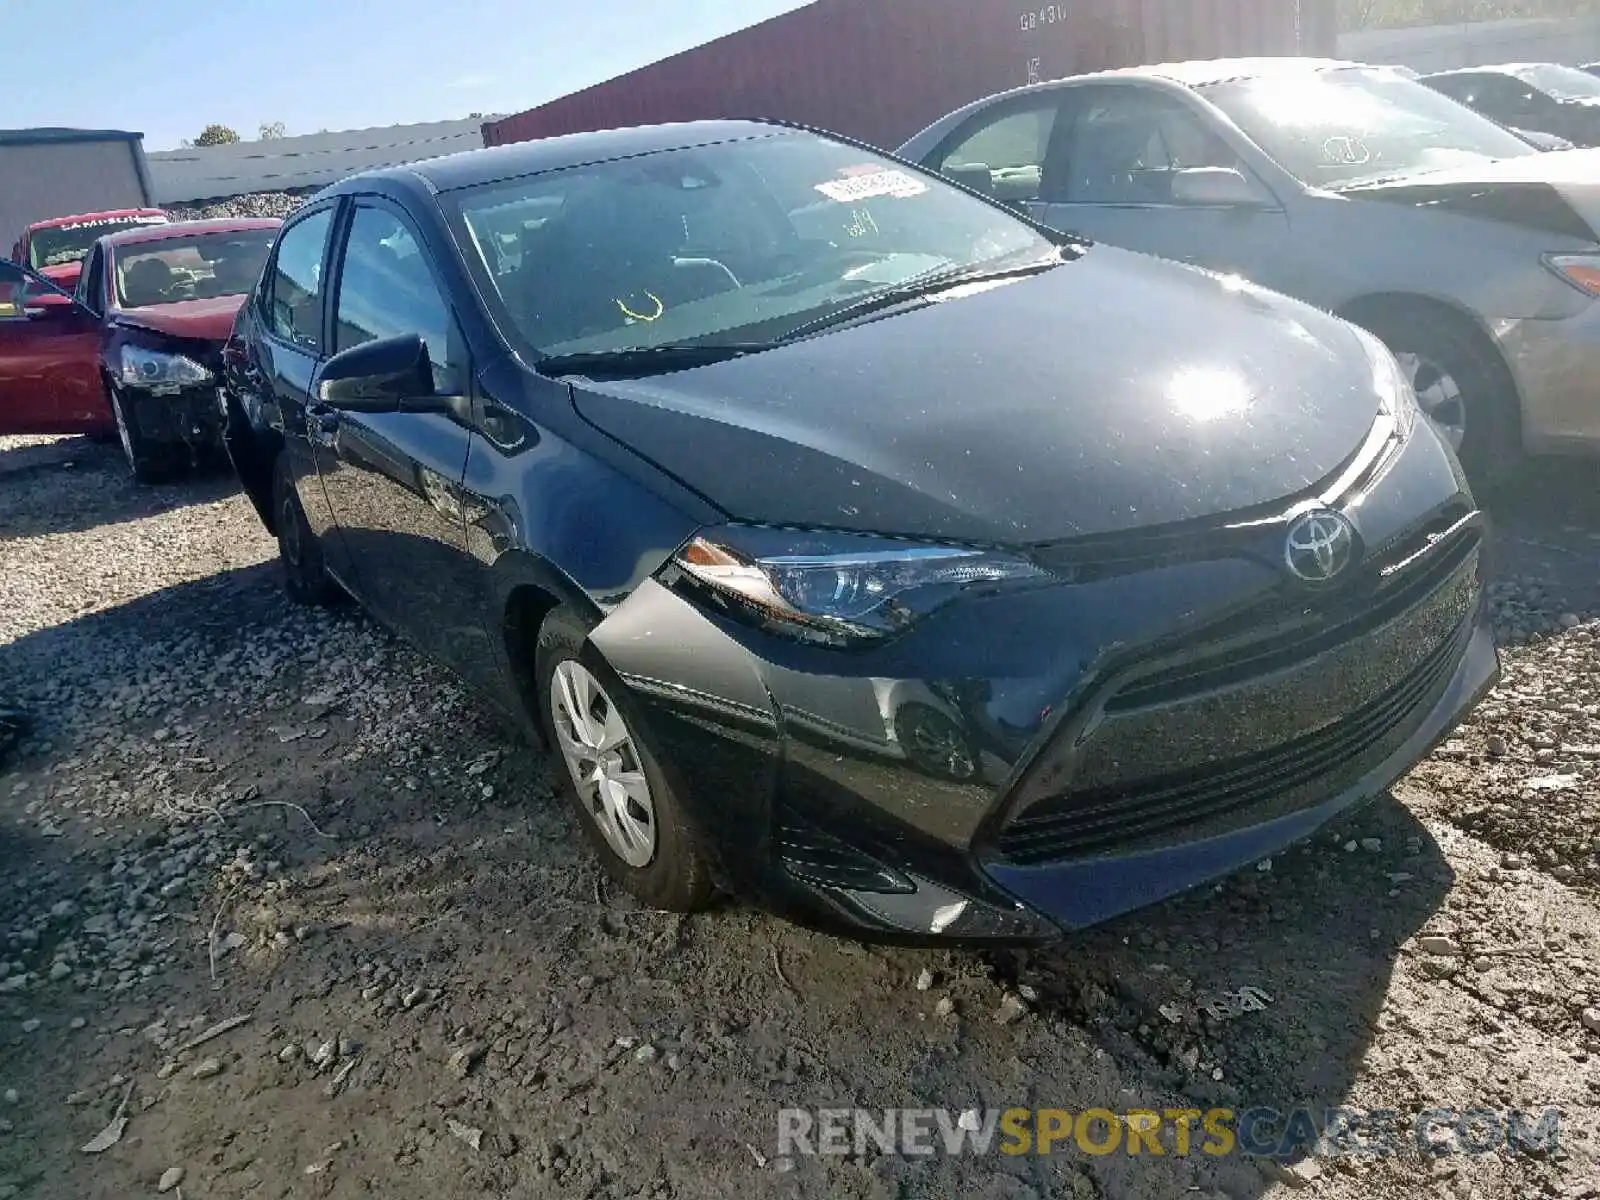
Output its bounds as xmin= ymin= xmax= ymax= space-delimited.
xmin=0 ymin=561 xmax=301 ymax=750
xmin=0 ymin=435 xmax=238 ymax=541
xmin=1000 ymin=792 xmax=1451 ymax=1117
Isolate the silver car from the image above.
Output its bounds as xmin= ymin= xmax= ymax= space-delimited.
xmin=898 ymin=56 xmax=1600 ymax=483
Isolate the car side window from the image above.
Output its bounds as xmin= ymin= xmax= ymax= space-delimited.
xmin=1053 ymin=88 xmax=1247 ymax=205
xmin=934 ymin=100 xmax=1061 ymax=203
xmin=266 ymin=208 xmax=334 ymax=352
xmin=76 ymin=247 xmax=104 ymax=315
xmin=333 ymin=205 xmax=464 ymax=394
xmin=1471 ymin=76 xmax=1539 ymax=118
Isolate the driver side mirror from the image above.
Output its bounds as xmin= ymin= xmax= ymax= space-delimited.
xmin=1169 ymin=166 xmax=1276 ymax=209
xmin=24 ymin=292 xmax=78 ymax=318
xmin=316 ymin=333 xmax=442 ymax=413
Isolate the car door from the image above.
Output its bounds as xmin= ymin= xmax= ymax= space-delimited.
xmin=0 ymin=258 xmax=107 ymax=435
xmin=250 ymin=203 xmax=354 ymax=581
xmin=312 ymin=197 xmax=503 ymax=695
xmin=1031 ymin=84 xmax=1296 ymax=285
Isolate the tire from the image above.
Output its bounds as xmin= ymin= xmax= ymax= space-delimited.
xmin=1365 ymin=309 xmax=1522 ymax=489
xmin=272 ymin=451 xmax=341 ymax=606
xmin=535 ymin=606 xmax=714 ymax=912
xmin=108 ymin=386 xmax=182 ymax=485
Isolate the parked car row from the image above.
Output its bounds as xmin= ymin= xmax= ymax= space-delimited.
xmin=0 ymin=216 xmax=280 ymax=480
xmin=210 ymin=91 xmax=1498 ymax=943
xmin=5 ymin=51 xmax=1592 ymax=944
xmin=1420 ymin=61 xmax=1600 ymax=149
xmin=898 ymin=56 xmax=1600 ymax=483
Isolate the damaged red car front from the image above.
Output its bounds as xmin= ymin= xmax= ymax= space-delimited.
xmin=89 ymin=218 xmax=281 ymax=481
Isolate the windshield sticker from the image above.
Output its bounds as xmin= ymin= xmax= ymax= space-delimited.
xmin=815 ymin=168 xmax=929 ymax=203
xmin=56 ymin=215 xmax=166 ymax=232
xmin=1320 ymin=135 xmax=1372 ymax=166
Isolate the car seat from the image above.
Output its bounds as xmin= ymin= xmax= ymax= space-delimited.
xmin=210 ymin=248 xmax=259 ymax=295
xmin=510 ymin=185 xmax=691 ymax=344
xmin=121 ymin=257 xmax=175 ymax=307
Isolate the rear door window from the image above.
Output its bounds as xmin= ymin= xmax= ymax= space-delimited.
xmin=1052 ymin=86 xmax=1250 ymax=204
xmin=932 ymin=100 xmax=1062 ymax=203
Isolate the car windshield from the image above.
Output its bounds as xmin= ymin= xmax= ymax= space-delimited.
xmin=1201 ymin=66 xmax=1536 ymax=188
xmin=449 ymin=129 xmax=1056 ymax=355
xmin=113 ymin=228 xmax=277 ymax=309
xmin=29 ymin=216 xmax=167 ymax=270
xmin=1512 ymin=63 xmax=1600 ymax=101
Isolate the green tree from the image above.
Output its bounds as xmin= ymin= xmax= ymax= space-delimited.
xmin=258 ymin=121 xmax=287 ymax=140
xmin=194 ymin=124 xmax=241 ymax=147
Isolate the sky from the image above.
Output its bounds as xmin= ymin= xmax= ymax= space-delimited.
xmin=4 ymin=0 xmax=810 ymax=150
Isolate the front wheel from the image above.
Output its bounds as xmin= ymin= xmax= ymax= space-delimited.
xmin=108 ymin=386 xmax=181 ymax=485
xmin=1369 ymin=311 xmax=1521 ymax=489
xmin=535 ymin=606 xmax=714 ymax=912
xmin=272 ymin=451 xmax=341 ymax=606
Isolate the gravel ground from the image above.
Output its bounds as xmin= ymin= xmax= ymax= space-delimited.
xmin=166 ymin=193 xmax=309 ymax=222
xmin=2 ymin=435 xmax=1598 ymax=1200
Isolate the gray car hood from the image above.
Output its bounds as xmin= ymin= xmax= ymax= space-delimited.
xmin=1346 ymin=148 xmax=1600 ymax=242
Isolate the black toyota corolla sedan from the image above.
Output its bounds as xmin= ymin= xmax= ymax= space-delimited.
xmin=219 ymin=119 xmax=1498 ymax=944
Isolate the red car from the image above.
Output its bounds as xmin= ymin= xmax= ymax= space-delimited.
xmin=0 ymin=217 xmax=280 ymax=482
xmin=12 ymin=208 xmax=170 ymax=293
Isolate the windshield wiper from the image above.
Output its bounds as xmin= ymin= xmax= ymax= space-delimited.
xmin=537 ymin=342 xmax=768 ymax=378
xmin=776 ymin=254 xmax=1066 ymax=344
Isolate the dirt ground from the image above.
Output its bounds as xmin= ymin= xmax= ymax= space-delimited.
xmin=1 ymin=433 xmax=1597 ymax=1200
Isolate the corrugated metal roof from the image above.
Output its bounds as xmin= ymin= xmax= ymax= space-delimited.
xmin=146 ymin=117 xmax=498 ymax=204
xmin=0 ymin=127 xmax=144 ymax=146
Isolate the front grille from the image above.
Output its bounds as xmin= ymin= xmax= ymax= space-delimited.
xmin=996 ymin=620 xmax=1468 ymax=865
xmin=1108 ymin=516 xmax=1477 ymax=713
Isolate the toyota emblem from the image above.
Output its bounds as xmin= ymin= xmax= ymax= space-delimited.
xmin=1284 ymin=510 xmax=1356 ymax=583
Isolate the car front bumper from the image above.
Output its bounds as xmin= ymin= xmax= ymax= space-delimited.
xmin=1492 ymin=301 xmax=1600 ymax=454
xmin=587 ymin=423 xmax=1497 ymax=944
xmin=121 ymin=384 xmax=225 ymax=449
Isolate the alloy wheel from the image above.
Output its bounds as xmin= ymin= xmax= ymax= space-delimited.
xmin=1394 ymin=350 xmax=1466 ymax=453
xmin=550 ymin=660 xmax=656 ymax=868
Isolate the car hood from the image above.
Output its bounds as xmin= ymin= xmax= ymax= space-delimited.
xmin=568 ymin=246 xmax=1383 ymax=545
xmin=112 ymin=294 xmax=246 ymax=343
xmin=1345 ymin=148 xmax=1600 ymax=242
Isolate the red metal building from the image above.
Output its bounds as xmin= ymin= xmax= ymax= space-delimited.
xmin=484 ymin=0 xmax=1338 ymax=151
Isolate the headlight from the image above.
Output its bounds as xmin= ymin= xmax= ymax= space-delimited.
xmin=1544 ymin=252 xmax=1600 ymax=297
xmin=666 ymin=526 xmax=1051 ymax=646
xmin=1352 ymin=326 xmax=1419 ymax=440
xmin=118 ymin=346 xmax=212 ymax=391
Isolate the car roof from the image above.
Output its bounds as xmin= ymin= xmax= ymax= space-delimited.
xmin=322 ymin=119 xmax=797 ymax=196
xmin=1423 ymin=63 xmax=1558 ymax=78
xmin=916 ymin=56 xmax=1373 ymax=123
xmin=28 ymin=208 xmax=167 ymax=231
xmin=1116 ymin=56 xmax=1361 ymax=89
xmin=103 ymin=216 xmax=281 ymax=249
